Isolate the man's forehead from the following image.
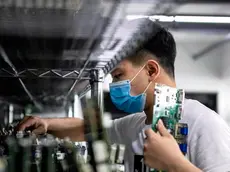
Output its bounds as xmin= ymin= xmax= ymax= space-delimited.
xmin=111 ymin=60 xmax=129 ymax=72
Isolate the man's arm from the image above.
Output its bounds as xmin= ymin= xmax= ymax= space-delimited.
xmin=17 ymin=112 xmax=137 ymax=144
xmin=17 ymin=116 xmax=85 ymax=141
xmin=46 ymin=118 xmax=85 ymax=141
xmin=169 ymin=158 xmax=202 ymax=172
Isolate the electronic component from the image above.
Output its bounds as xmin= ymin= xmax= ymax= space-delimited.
xmin=175 ymin=123 xmax=188 ymax=138
xmin=151 ymin=83 xmax=188 ymax=172
xmin=40 ymin=137 xmax=56 ymax=172
xmin=6 ymin=137 xmax=17 ymax=172
xmin=0 ymin=132 xmax=92 ymax=172
xmin=152 ymin=83 xmax=185 ymax=132
xmin=83 ymin=99 xmax=111 ymax=172
xmin=0 ymin=99 xmax=115 ymax=172
xmin=110 ymin=144 xmax=125 ymax=172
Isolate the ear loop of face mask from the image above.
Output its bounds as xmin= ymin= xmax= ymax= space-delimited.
xmin=144 ymin=66 xmax=161 ymax=93
xmin=130 ymin=65 xmax=146 ymax=83
xmin=130 ymin=64 xmax=153 ymax=94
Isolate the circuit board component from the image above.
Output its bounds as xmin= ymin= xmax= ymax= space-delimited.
xmin=110 ymin=144 xmax=125 ymax=172
xmin=152 ymin=83 xmax=184 ymax=133
xmin=150 ymin=83 xmax=188 ymax=172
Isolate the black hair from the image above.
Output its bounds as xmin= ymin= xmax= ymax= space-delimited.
xmin=128 ymin=26 xmax=177 ymax=78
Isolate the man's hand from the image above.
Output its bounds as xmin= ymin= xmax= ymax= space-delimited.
xmin=16 ymin=116 xmax=49 ymax=135
xmin=143 ymin=120 xmax=192 ymax=171
xmin=16 ymin=116 xmax=85 ymax=141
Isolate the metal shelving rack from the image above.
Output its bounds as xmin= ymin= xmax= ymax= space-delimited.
xmin=0 ymin=0 xmax=125 ymax=111
xmin=0 ymin=0 xmax=170 ymax=119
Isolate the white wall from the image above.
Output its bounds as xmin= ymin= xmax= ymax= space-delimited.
xmin=32 ymin=110 xmax=67 ymax=118
xmin=175 ymin=42 xmax=230 ymax=125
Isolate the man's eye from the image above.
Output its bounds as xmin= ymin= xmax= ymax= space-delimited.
xmin=114 ymin=73 xmax=122 ymax=79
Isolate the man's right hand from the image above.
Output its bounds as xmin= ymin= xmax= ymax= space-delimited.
xmin=16 ymin=116 xmax=49 ymax=135
xmin=16 ymin=116 xmax=85 ymax=141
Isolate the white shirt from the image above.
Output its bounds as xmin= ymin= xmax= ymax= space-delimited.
xmin=107 ymin=99 xmax=230 ymax=172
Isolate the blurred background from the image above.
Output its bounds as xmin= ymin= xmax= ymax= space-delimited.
xmin=0 ymin=0 xmax=230 ymax=127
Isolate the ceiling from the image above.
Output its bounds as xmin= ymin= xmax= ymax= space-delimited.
xmin=1 ymin=0 xmax=230 ymax=113
xmin=0 ymin=0 xmax=162 ymax=112
xmin=0 ymin=0 xmax=122 ymax=110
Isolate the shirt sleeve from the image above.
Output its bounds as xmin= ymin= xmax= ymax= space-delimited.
xmin=106 ymin=113 xmax=146 ymax=145
xmin=189 ymin=112 xmax=230 ymax=172
xmin=106 ymin=117 xmax=128 ymax=145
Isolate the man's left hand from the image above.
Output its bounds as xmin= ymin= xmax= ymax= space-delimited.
xmin=143 ymin=119 xmax=187 ymax=171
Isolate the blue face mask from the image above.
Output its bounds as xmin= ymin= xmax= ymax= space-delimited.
xmin=109 ymin=66 xmax=152 ymax=114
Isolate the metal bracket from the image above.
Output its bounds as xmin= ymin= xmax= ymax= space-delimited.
xmin=193 ymin=37 xmax=230 ymax=60
xmin=0 ymin=68 xmax=91 ymax=80
xmin=89 ymin=69 xmax=104 ymax=84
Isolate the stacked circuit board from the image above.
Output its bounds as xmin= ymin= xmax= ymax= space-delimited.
xmin=83 ymin=98 xmax=125 ymax=172
xmin=0 ymin=98 xmax=126 ymax=172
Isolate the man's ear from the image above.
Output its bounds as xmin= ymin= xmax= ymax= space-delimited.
xmin=145 ymin=60 xmax=160 ymax=81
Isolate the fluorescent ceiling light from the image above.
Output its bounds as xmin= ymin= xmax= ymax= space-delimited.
xmin=97 ymin=52 xmax=116 ymax=60
xmin=97 ymin=62 xmax=108 ymax=66
xmin=126 ymin=15 xmax=230 ymax=24
xmin=126 ymin=15 xmax=149 ymax=20
xmin=150 ymin=15 xmax=175 ymax=22
xmin=175 ymin=16 xmax=230 ymax=24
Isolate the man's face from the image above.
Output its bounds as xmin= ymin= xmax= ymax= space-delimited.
xmin=111 ymin=59 xmax=154 ymax=109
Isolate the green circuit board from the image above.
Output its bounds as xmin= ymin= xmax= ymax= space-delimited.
xmin=150 ymin=83 xmax=186 ymax=172
xmin=150 ymin=83 xmax=188 ymax=172
xmin=152 ymin=83 xmax=184 ymax=134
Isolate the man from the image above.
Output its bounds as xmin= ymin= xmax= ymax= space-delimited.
xmin=17 ymin=24 xmax=230 ymax=172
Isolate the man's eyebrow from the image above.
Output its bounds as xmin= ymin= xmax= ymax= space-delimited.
xmin=111 ymin=67 xmax=121 ymax=75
